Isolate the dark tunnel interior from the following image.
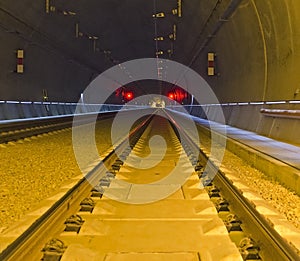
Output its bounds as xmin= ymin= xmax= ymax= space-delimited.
xmin=1 ymin=3 xmax=300 ymax=260
xmin=1 ymin=0 xmax=300 ymax=103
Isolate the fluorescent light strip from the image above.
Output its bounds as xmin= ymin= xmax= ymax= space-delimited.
xmin=250 ymin=102 xmax=264 ymax=105
xmin=289 ymin=100 xmax=300 ymax=104
xmin=265 ymin=101 xmax=286 ymax=104
xmin=6 ymin=101 xmax=20 ymax=104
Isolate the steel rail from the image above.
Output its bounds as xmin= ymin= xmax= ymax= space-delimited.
xmin=0 ymin=112 xmax=154 ymax=261
xmin=0 ymin=112 xmax=116 ymax=144
xmin=213 ymin=170 xmax=300 ymax=261
xmin=164 ymin=109 xmax=300 ymax=261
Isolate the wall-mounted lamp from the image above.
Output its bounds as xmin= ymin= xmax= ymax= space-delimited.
xmin=156 ymin=51 xmax=164 ymax=55
xmin=16 ymin=49 xmax=24 ymax=73
xmin=208 ymin=52 xmax=215 ymax=76
xmin=154 ymin=37 xmax=164 ymax=41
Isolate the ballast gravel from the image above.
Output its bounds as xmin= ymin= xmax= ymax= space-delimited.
xmin=199 ymin=131 xmax=300 ymax=228
xmin=0 ymin=119 xmax=113 ymax=229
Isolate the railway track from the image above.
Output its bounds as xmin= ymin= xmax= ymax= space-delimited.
xmin=166 ymin=110 xmax=300 ymax=261
xmin=0 ymin=109 xmax=299 ymax=260
xmin=0 ymin=111 xmax=116 ymax=144
xmin=0 ymin=111 xmax=152 ymax=261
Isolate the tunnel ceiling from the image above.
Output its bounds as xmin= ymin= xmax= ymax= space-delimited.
xmin=1 ymin=0 xmax=299 ymax=102
xmin=0 ymin=0 xmax=211 ymax=74
xmin=0 ymin=0 xmax=241 ymax=101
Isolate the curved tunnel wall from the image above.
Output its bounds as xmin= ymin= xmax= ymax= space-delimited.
xmin=0 ymin=0 xmax=300 ymax=145
xmin=185 ymin=0 xmax=300 ymax=145
xmin=0 ymin=37 xmax=92 ymax=102
xmin=0 ymin=1 xmax=96 ymax=102
xmin=1 ymin=0 xmax=299 ymax=103
xmin=198 ymin=0 xmax=300 ymax=103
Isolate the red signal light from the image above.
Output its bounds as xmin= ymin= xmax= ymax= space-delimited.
xmin=168 ymin=92 xmax=175 ymax=100
xmin=167 ymin=88 xmax=187 ymax=102
xmin=124 ymin=91 xmax=134 ymax=101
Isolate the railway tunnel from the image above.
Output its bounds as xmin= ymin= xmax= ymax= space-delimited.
xmin=0 ymin=1 xmax=300 ymax=260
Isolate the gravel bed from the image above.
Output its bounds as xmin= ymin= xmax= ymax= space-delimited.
xmin=198 ymin=130 xmax=300 ymax=228
xmin=0 ymin=119 xmax=113 ymax=229
xmin=2 ymin=118 xmax=299 ymax=231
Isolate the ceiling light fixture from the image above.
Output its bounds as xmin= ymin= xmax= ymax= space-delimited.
xmin=152 ymin=12 xmax=165 ymax=18
xmin=62 ymin=11 xmax=76 ymax=16
xmin=177 ymin=0 xmax=182 ymax=17
xmin=172 ymin=9 xmax=178 ymax=15
xmin=173 ymin=24 xmax=177 ymax=40
xmin=171 ymin=1 xmax=182 ymax=17
xmin=88 ymin=36 xmax=98 ymax=40
xmin=46 ymin=0 xmax=76 ymax=15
